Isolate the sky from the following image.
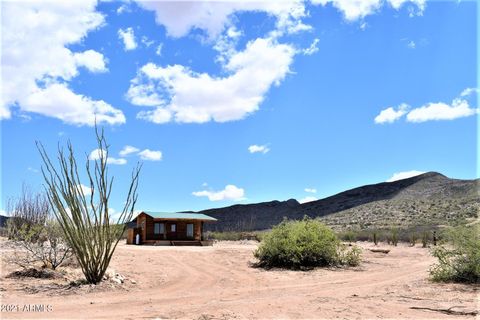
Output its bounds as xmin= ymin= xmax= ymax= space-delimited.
xmin=0 ymin=0 xmax=478 ymax=216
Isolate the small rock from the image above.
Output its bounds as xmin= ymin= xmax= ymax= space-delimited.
xmin=130 ymin=279 xmax=137 ymax=284
xmin=112 ymin=278 xmax=123 ymax=285
xmin=105 ymin=269 xmax=116 ymax=279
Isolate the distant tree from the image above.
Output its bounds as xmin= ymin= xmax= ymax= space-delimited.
xmin=37 ymin=126 xmax=141 ymax=284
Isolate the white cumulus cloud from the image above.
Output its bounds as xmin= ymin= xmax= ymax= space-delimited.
xmin=137 ymin=149 xmax=162 ymax=161
xmin=460 ymin=87 xmax=478 ymax=97
xmin=119 ymin=145 xmax=140 ymax=157
xmin=376 ymin=89 xmax=478 ymax=124
xmin=386 ymin=170 xmax=425 ymax=182
xmin=74 ymin=50 xmax=108 ymax=73
xmin=127 ymin=0 xmax=422 ymax=126
xmin=89 ymin=148 xmax=127 ymax=165
xmin=192 ymin=184 xmax=245 ymax=202
xmin=134 ymin=1 xmax=310 ymax=39
xmin=118 ymin=27 xmax=137 ymax=51
xmin=406 ymin=99 xmax=478 ymax=123
xmin=77 ymin=184 xmax=93 ymax=197
xmin=118 ymin=145 xmax=162 ymax=161
xmin=22 ymin=83 xmax=125 ymax=126
xmin=304 ymin=188 xmax=317 ymax=193
xmin=1 ymin=1 xmax=124 ymax=125
xmin=135 ymin=0 xmax=422 ymax=40
xmin=299 ymin=196 xmax=317 ymax=204
xmin=117 ymin=4 xmax=130 ymax=15
xmin=374 ymin=103 xmax=409 ymax=124
xmin=312 ymin=0 xmax=425 ymax=21
xmin=128 ymin=37 xmax=295 ymax=124
xmin=248 ymin=144 xmax=270 ymax=154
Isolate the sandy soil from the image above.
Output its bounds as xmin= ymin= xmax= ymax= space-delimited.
xmin=1 ymin=239 xmax=478 ymax=319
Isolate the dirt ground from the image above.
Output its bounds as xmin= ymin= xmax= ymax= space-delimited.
xmin=1 ymin=239 xmax=478 ymax=319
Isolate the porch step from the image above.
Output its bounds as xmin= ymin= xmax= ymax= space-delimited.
xmin=170 ymin=240 xmax=202 ymax=246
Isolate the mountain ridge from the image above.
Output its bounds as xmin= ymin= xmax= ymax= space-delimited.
xmin=198 ymin=172 xmax=479 ymax=231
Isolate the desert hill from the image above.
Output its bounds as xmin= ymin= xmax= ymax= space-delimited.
xmin=198 ymin=172 xmax=479 ymax=232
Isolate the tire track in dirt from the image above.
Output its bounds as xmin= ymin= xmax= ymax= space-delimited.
xmin=2 ymin=242 xmax=477 ymax=319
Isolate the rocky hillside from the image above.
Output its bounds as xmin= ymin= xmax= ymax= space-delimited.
xmin=200 ymin=172 xmax=479 ymax=232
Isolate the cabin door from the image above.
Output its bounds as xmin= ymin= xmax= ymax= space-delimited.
xmin=186 ymin=223 xmax=194 ymax=239
xmin=168 ymin=223 xmax=177 ymax=239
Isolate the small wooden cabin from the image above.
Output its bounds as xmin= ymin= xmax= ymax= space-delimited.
xmin=126 ymin=211 xmax=217 ymax=246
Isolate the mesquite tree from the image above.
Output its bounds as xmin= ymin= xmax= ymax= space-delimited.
xmin=37 ymin=127 xmax=141 ymax=284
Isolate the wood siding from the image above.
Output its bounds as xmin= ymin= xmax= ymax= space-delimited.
xmin=136 ymin=214 xmax=203 ymax=242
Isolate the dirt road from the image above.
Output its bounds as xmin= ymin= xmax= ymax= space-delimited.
xmin=1 ymin=241 xmax=478 ymax=319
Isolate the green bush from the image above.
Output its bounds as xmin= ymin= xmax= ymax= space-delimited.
xmin=11 ymin=220 xmax=72 ymax=270
xmin=372 ymin=231 xmax=378 ymax=245
xmin=421 ymin=231 xmax=429 ymax=248
xmin=206 ymin=231 xmax=265 ymax=241
xmin=254 ymin=218 xmax=361 ymax=269
xmin=409 ymin=233 xmax=417 ymax=246
xmin=207 ymin=231 xmax=243 ymax=241
xmin=430 ymin=225 xmax=480 ymax=283
xmin=338 ymin=230 xmax=357 ymax=243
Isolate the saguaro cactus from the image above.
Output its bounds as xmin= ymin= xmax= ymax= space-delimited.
xmin=37 ymin=126 xmax=141 ymax=284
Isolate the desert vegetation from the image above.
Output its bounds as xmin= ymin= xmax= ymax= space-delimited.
xmin=322 ymin=198 xmax=479 ymax=231
xmin=205 ymin=230 xmax=266 ymax=241
xmin=430 ymin=225 xmax=480 ymax=284
xmin=36 ymin=126 xmax=141 ymax=284
xmin=6 ymin=186 xmax=72 ymax=271
xmin=254 ymin=218 xmax=361 ymax=269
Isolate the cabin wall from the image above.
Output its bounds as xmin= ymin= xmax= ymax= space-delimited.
xmin=136 ymin=213 xmax=154 ymax=243
xmin=195 ymin=222 xmax=202 ymax=240
xmin=145 ymin=220 xmax=202 ymax=241
xmin=126 ymin=228 xmax=134 ymax=244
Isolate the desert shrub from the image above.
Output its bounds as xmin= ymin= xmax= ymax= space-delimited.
xmin=422 ymin=231 xmax=429 ymax=248
xmin=254 ymin=218 xmax=361 ymax=269
xmin=254 ymin=231 xmax=267 ymax=242
xmin=0 ymin=227 xmax=8 ymax=237
xmin=208 ymin=231 xmax=243 ymax=241
xmin=353 ymin=230 xmax=371 ymax=242
xmin=432 ymin=230 xmax=438 ymax=246
xmin=11 ymin=220 xmax=72 ymax=270
xmin=390 ymin=228 xmax=399 ymax=246
xmin=6 ymin=185 xmax=49 ymax=240
xmin=409 ymin=233 xmax=417 ymax=246
xmin=430 ymin=225 xmax=480 ymax=283
xmin=207 ymin=231 xmax=264 ymax=241
xmin=337 ymin=244 xmax=362 ymax=266
xmin=338 ymin=230 xmax=357 ymax=243
xmin=7 ymin=188 xmax=72 ymax=270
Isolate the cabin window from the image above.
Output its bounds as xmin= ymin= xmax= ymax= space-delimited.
xmin=171 ymin=224 xmax=176 ymax=232
xmin=154 ymin=223 xmax=164 ymax=235
xmin=187 ymin=223 xmax=194 ymax=238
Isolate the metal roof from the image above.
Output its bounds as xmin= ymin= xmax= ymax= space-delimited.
xmin=141 ymin=211 xmax=217 ymax=221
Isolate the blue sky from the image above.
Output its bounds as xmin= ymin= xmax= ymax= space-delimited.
xmin=1 ymin=0 xmax=478 ymax=215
